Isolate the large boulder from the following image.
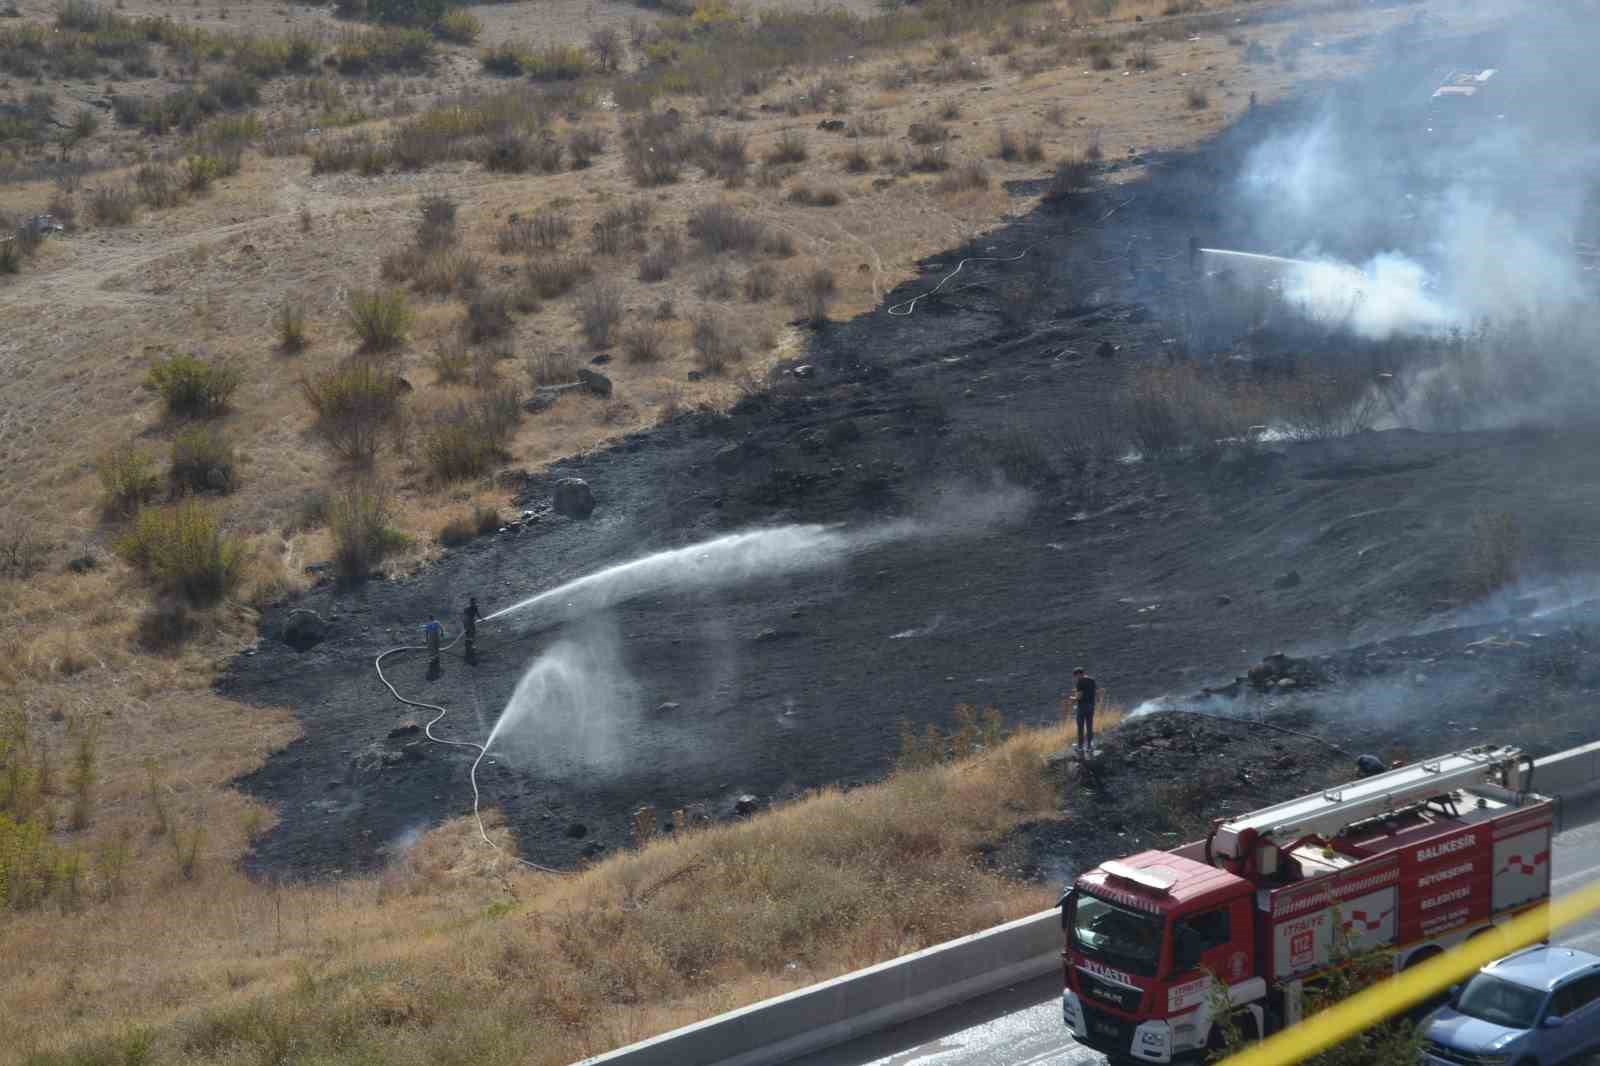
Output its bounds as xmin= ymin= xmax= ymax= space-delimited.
xmin=553 ymin=477 xmax=595 ymax=518
xmin=576 ymin=368 xmax=612 ymax=397
xmin=282 ymin=609 xmax=328 ymax=652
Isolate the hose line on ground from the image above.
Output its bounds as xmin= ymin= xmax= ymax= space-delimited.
xmin=885 ymin=247 xmax=1035 ymax=316
xmin=374 ymin=628 xmax=560 ymax=875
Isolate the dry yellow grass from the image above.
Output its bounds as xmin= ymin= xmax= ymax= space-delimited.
xmin=6 ymin=722 xmax=1069 ymax=1063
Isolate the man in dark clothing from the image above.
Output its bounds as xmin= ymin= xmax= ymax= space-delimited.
xmin=462 ymin=597 xmax=480 ymax=663
xmin=1072 ymin=667 xmax=1098 ymax=755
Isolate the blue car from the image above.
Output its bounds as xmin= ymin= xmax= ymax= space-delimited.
xmin=1422 ymin=946 xmax=1600 ymax=1066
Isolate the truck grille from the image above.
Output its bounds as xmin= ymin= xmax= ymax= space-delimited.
xmin=1079 ymin=972 xmax=1143 ymax=1013
xmin=1424 ymin=1040 xmax=1508 ymax=1065
xmin=1080 ymin=1003 xmax=1135 ymax=1052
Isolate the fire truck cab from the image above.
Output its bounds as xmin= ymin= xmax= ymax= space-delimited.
xmin=1060 ymin=746 xmax=1553 ymax=1063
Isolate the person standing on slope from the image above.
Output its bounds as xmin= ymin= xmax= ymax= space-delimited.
xmin=462 ymin=597 xmax=480 ymax=663
xmin=1071 ymin=667 xmax=1098 ymax=756
xmin=422 ymin=615 xmax=444 ymax=677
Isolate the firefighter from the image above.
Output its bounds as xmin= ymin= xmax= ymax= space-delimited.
xmin=422 ymin=615 xmax=444 ymax=676
xmin=462 ymin=596 xmax=480 ymax=663
xmin=1071 ymin=667 xmax=1098 ymax=756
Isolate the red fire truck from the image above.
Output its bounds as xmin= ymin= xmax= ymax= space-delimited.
xmin=1059 ymin=745 xmax=1553 ymax=1062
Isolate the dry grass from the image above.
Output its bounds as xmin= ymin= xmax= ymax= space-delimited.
xmin=5 ymin=720 xmax=1071 ymax=1065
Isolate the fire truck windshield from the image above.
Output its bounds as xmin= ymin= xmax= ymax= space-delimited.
xmin=1455 ymin=974 xmax=1545 ymax=1030
xmin=1070 ymin=892 xmax=1165 ymax=977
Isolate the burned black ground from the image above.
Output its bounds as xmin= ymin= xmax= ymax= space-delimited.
xmin=222 ymin=14 xmax=1600 ymax=878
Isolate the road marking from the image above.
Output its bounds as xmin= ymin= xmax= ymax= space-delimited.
xmin=1552 ymin=861 xmax=1600 ymax=891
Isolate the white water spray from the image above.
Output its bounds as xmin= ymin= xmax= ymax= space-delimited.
xmin=485 ymin=525 xmax=861 ymax=625
xmin=1201 ymin=247 xmax=1457 ymax=339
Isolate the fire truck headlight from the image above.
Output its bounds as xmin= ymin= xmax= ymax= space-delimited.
xmin=1061 ymin=990 xmax=1086 ymax=1036
xmin=1132 ymin=1019 xmax=1171 ymax=1062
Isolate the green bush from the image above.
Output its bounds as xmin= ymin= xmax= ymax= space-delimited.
xmin=327 ymin=482 xmax=409 ymax=580
xmin=98 ymin=448 xmax=162 ymax=516
xmin=183 ymin=153 xmax=223 ymax=193
xmin=345 ymin=288 xmax=414 ymax=351
xmin=299 ymin=361 xmax=405 ymax=464
xmin=169 ymin=425 xmax=237 ymax=495
xmin=434 ymin=8 xmax=479 ymax=42
xmin=116 ymin=501 xmax=245 ymax=605
xmin=145 ymin=353 xmax=240 ymax=417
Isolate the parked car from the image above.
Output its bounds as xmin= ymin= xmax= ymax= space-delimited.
xmin=1422 ymin=945 xmax=1600 ymax=1066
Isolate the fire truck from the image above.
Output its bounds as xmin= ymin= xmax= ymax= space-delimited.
xmin=1059 ymin=746 xmax=1554 ymax=1063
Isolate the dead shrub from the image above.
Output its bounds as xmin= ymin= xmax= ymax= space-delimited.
xmin=576 ymin=283 xmax=624 ymax=348
xmin=568 ymin=127 xmax=606 ymax=168
xmin=995 ymin=127 xmax=1022 ymax=161
xmin=937 ymin=160 xmax=990 ymax=193
xmin=697 ymin=268 xmax=736 ymax=301
xmin=764 ymin=130 xmax=808 ymax=166
xmin=422 ymin=388 xmax=522 ymax=481
xmin=907 ymin=121 xmax=949 ymax=146
xmin=525 ymin=255 xmax=592 ymax=299
xmin=429 ymin=334 xmax=472 ymax=383
xmin=690 ymin=310 xmax=739 ymax=373
xmin=743 ymin=264 xmax=778 ymax=302
xmin=787 ymin=184 xmax=844 ymax=207
xmin=791 ymin=267 xmax=836 ymax=327
xmin=910 ymin=143 xmax=950 ymax=173
xmin=1043 ymin=156 xmax=1095 ymax=206
xmin=87 ymin=184 xmax=137 ymax=226
xmin=843 ymin=144 xmax=872 ymax=173
xmin=327 ymin=481 xmax=409 ymax=581
xmin=638 ymin=245 xmax=675 ymax=283
xmin=276 ymin=299 xmax=308 ymax=353
xmin=526 ymin=349 xmax=579 ymax=387
xmin=621 ymin=322 xmax=667 ymax=364
xmin=415 ymin=192 xmax=457 ymax=248
xmin=700 ymin=131 xmax=749 ymax=186
xmin=1185 ymin=84 xmax=1209 ymax=110
xmin=687 ymin=202 xmax=764 ymax=255
xmin=464 ymin=289 xmax=514 ymax=343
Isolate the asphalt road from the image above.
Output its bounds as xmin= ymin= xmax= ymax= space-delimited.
xmin=794 ymin=805 xmax=1600 ymax=1066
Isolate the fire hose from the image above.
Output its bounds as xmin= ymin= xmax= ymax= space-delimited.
xmin=373 ymin=625 xmax=560 ymax=874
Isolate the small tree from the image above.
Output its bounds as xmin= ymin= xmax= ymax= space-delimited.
xmin=1206 ymin=920 xmax=1422 ymax=1065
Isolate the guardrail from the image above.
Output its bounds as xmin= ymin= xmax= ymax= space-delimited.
xmin=576 ymin=741 xmax=1600 ymax=1066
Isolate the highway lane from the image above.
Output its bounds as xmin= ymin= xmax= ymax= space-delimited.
xmin=795 ymin=810 xmax=1600 ymax=1066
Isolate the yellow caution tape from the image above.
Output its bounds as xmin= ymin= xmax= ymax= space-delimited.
xmin=1221 ymin=879 xmax=1600 ymax=1066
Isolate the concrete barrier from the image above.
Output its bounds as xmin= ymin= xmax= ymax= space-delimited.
xmin=573 ymin=908 xmax=1062 ymax=1066
xmin=1536 ymin=741 xmax=1600 ymax=831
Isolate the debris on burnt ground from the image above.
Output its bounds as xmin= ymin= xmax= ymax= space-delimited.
xmin=990 ymin=710 xmax=1346 ymax=885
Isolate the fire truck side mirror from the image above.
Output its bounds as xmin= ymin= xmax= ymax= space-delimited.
xmin=1058 ymin=889 xmax=1074 ymax=931
xmin=1447 ymin=984 xmax=1462 ymax=1005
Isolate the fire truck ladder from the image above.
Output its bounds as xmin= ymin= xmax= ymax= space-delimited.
xmin=1211 ymin=745 xmax=1528 ymax=859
